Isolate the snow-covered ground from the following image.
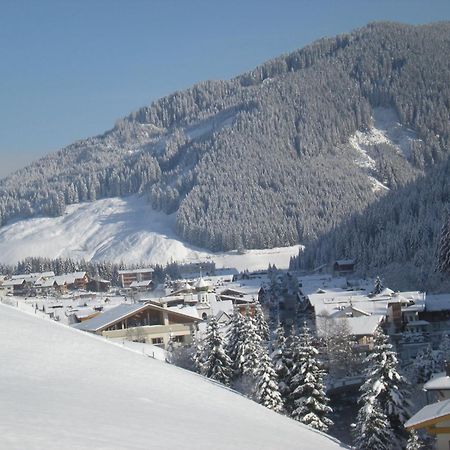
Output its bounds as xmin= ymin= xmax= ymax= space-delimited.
xmin=0 ymin=195 xmax=301 ymax=270
xmin=0 ymin=304 xmax=344 ymax=450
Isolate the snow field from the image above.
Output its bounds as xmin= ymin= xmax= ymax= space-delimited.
xmin=0 ymin=304 xmax=344 ymax=449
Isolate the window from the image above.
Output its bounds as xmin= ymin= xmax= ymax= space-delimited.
xmin=152 ymin=337 xmax=163 ymax=345
xmin=173 ymin=335 xmax=184 ymax=343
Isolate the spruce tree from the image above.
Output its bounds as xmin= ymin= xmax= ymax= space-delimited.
xmin=278 ymin=325 xmax=298 ymax=413
xmin=405 ymin=430 xmax=422 ymax=450
xmin=353 ymin=399 xmax=395 ymax=450
xmin=290 ymin=324 xmax=333 ymax=432
xmin=226 ymin=309 xmax=245 ymax=378
xmin=256 ymin=350 xmax=284 ymax=412
xmin=438 ymin=332 xmax=450 ymax=368
xmin=373 ymin=276 xmax=383 ymax=295
xmin=358 ymin=327 xmax=411 ymax=447
xmin=437 ymin=214 xmax=450 ymax=275
xmin=203 ymin=317 xmax=232 ymax=386
xmin=254 ymin=302 xmax=270 ymax=341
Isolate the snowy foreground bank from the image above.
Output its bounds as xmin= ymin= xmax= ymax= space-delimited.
xmin=0 ymin=304 xmax=344 ymax=450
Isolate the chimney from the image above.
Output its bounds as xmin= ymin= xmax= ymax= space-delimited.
xmin=445 ymin=360 xmax=450 ymax=377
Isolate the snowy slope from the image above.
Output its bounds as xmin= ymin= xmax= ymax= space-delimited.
xmin=0 ymin=195 xmax=301 ymax=270
xmin=349 ymin=106 xmax=419 ymax=192
xmin=0 ymin=304 xmax=344 ymax=450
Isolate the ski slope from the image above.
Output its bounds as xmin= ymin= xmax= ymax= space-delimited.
xmin=0 ymin=304 xmax=344 ymax=450
xmin=0 ymin=196 xmax=301 ymax=270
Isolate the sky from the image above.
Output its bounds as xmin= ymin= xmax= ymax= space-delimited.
xmin=1 ymin=0 xmax=450 ymax=178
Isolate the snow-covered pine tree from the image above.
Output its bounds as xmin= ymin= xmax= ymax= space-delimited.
xmin=437 ymin=214 xmax=450 ymax=275
xmin=254 ymin=302 xmax=270 ymax=342
xmin=255 ymin=350 xmax=284 ymax=412
xmin=290 ymin=323 xmax=333 ymax=432
xmin=278 ymin=325 xmax=299 ymax=413
xmin=358 ymin=327 xmax=411 ymax=447
xmin=373 ymin=276 xmax=383 ymax=295
xmin=413 ymin=344 xmax=436 ymax=384
xmin=353 ymin=398 xmax=395 ymax=450
xmin=232 ymin=310 xmax=264 ymax=397
xmin=226 ymin=309 xmax=245 ymax=377
xmin=203 ymin=317 xmax=232 ymax=386
xmin=405 ymin=430 xmax=422 ymax=450
xmin=192 ymin=337 xmax=206 ymax=375
xmin=438 ymin=332 xmax=450 ymax=369
xmin=271 ymin=321 xmax=286 ymax=372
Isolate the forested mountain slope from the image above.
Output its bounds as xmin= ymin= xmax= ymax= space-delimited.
xmin=1 ymin=22 xmax=449 ymax=253
xmin=292 ymin=158 xmax=450 ymax=291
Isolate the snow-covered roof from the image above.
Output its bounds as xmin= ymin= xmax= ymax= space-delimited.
xmin=334 ymin=259 xmax=355 ymax=266
xmin=0 ymin=304 xmax=343 ymax=450
xmin=73 ymin=302 xmax=198 ymax=332
xmin=118 ymin=268 xmax=154 ymax=275
xmin=405 ymin=398 xmax=450 ymax=429
xmin=426 ymin=294 xmax=450 ymax=312
xmin=130 ymin=280 xmax=153 ymax=288
xmin=424 ymin=373 xmax=450 ymax=391
xmin=73 ymin=303 xmax=145 ymax=332
xmin=194 ymin=277 xmax=209 ymax=289
xmin=11 ymin=271 xmax=55 ymax=280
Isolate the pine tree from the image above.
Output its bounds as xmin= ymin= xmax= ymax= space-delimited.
xmin=438 ymin=332 xmax=450 ymax=369
xmin=290 ymin=324 xmax=333 ymax=432
xmin=254 ymin=302 xmax=270 ymax=341
xmin=358 ymin=327 xmax=411 ymax=447
xmin=413 ymin=344 xmax=436 ymax=384
xmin=437 ymin=214 xmax=450 ymax=274
xmin=255 ymin=350 xmax=284 ymax=412
xmin=353 ymin=399 xmax=395 ymax=450
xmin=277 ymin=325 xmax=298 ymax=413
xmin=192 ymin=337 xmax=206 ymax=374
xmin=373 ymin=276 xmax=384 ymax=295
xmin=405 ymin=430 xmax=422 ymax=450
xmin=226 ymin=309 xmax=245 ymax=377
xmin=230 ymin=311 xmax=263 ymax=397
xmin=203 ymin=317 xmax=232 ymax=386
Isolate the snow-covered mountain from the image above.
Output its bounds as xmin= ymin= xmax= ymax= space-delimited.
xmin=0 ymin=304 xmax=344 ymax=450
xmin=1 ymin=22 xmax=449 ymax=256
xmin=0 ymin=195 xmax=301 ymax=270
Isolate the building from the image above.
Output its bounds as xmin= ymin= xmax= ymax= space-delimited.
xmin=333 ymin=259 xmax=356 ymax=276
xmin=405 ymin=365 xmax=450 ymax=449
xmin=73 ymin=302 xmax=198 ymax=348
xmin=118 ymin=268 xmax=154 ymax=288
xmin=405 ymin=398 xmax=450 ymax=449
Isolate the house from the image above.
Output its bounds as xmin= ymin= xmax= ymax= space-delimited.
xmin=333 ymin=259 xmax=356 ymax=276
xmin=405 ymin=398 xmax=450 ymax=449
xmin=0 ymin=276 xmax=13 ymax=295
xmin=73 ymin=302 xmax=199 ymax=349
xmin=2 ymin=279 xmax=30 ymax=296
xmin=405 ymin=364 xmax=450 ymax=449
xmin=118 ymin=268 xmax=154 ymax=288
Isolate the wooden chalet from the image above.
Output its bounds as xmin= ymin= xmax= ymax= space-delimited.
xmin=73 ymin=302 xmax=198 ymax=348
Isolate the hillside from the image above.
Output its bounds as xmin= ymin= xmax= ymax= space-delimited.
xmin=0 ymin=304 xmax=344 ymax=449
xmin=0 ymin=195 xmax=301 ymax=269
xmin=1 ymin=21 xmax=449 ymax=254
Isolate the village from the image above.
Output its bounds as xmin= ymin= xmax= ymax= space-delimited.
xmin=2 ymin=258 xmax=450 ymax=447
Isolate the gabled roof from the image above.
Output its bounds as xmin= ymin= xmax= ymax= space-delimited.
xmin=424 ymin=373 xmax=450 ymax=391
xmin=405 ymin=398 xmax=450 ymax=429
xmin=73 ymin=302 xmax=198 ymax=333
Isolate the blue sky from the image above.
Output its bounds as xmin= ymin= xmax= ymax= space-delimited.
xmin=1 ymin=0 xmax=450 ymax=178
